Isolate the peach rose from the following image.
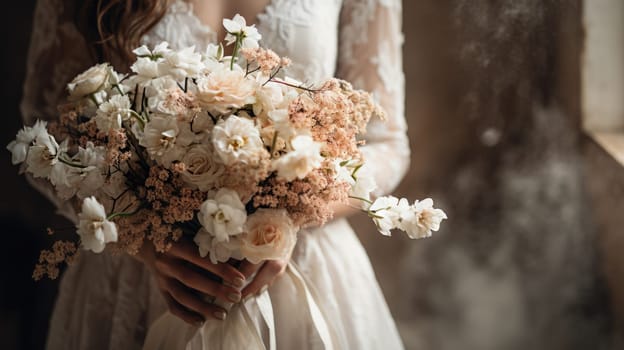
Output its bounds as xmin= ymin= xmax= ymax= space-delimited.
xmin=240 ymin=209 xmax=298 ymax=264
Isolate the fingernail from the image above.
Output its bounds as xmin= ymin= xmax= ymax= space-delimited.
xmin=213 ymin=311 xmax=227 ymax=320
xmin=232 ymin=277 xmax=245 ymax=288
xmin=228 ymin=292 xmax=241 ymax=303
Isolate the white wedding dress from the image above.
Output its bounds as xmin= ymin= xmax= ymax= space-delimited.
xmin=21 ymin=0 xmax=410 ymax=349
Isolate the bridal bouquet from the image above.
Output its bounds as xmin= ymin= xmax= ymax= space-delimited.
xmin=8 ymin=14 xmax=446 ymax=280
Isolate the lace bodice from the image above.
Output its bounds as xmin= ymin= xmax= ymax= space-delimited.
xmin=21 ymin=0 xmax=409 ymax=212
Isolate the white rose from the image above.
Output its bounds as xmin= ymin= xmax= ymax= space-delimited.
xmin=194 ymin=228 xmax=242 ymax=264
xmin=94 ymin=94 xmax=132 ymax=131
xmin=240 ymin=209 xmax=298 ymax=264
xmin=198 ymin=188 xmax=247 ymax=242
xmin=212 ymin=115 xmax=266 ymax=165
xmin=196 ymin=68 xmax=256 ymax=114
xmin=272 ymin=135 xmax=323 ymax=181
xmin=223 ymin=14 xmax=262 ymax=49
xmin=67 ymin=63 xmax=111 ymax=100
xmin=76 ymin=197 xmax=118 ymax=253
xmin=398 ymin=198 xmax=447 ymax=239
xmin=139 ymin=116 xmax=194 ymax=167
xmin=6 ymin=120 xmax=48 ymax=164
xmin=180 ymin=144 xmax=224 ymax=191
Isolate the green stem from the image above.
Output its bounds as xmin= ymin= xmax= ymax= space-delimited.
xmin=348 ymin=195 xmax=373 ymax=205
xmin=128 ymin=110 xmax=146 ymax=128
xmin=107 ymin=207 xmax=141 ymax=221
xmin=230 ymin=34 xmax=242 ymax=70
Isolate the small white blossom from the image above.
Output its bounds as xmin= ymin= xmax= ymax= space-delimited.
xmin=76 ymin=197 xmax=118 ymax=253
xmin=163 ymin=46 xmax=204 ymax=80
xmin=272 ymin=135 xmax=323 ymax=181
xmin=94 ymin=94 xmax=132 ymax=131
xmin=369 ymin=196 xmax=401 ymax=236
xmin=198 ymin=188 xmax=247 ymax=242
xmin=139 ymin=115 xmax=194 ymax=167
xmin=350 ymin=163 xmax=378 ymax=204
xmin=25 ymin=130 xmax=66 ymax=179
xmin=398 ymin=198 xmax=447 ymax=239
xmin=223 ymin=14 xmax=262 ymax=49
xmin=7 ymin=120 xmax=48 ymax=164
xmin=194 ymin=228 xmax=242 ymax=264
xmin=212 ymin=115 xmax=266 ymax=165
xmin=129 ymin=42 xmax=172 ymax=83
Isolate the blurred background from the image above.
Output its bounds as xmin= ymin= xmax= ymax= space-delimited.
xmin=1 ymin=1 xmax=623 ymax=349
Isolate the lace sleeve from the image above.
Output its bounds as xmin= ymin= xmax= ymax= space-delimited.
xmin=336 ymin=0 xmax=410 ymax=196
xmin=20 ymin=0 xmax=96 ymax=222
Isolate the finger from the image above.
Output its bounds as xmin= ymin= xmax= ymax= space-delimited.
xmin=165 ymin=278 xmax=228 ymax=321
xmin=162 ymin=292 xmax=205 ymax=325
xmin=238 ymin=260 xmax=264 ymax=280
xmin=155 ymin=255 xmax=242 ymax=303
xmin=167 ymin=241 xmax=245 ymax=287
xmin=241 ymin=260 xmax=286 ymax=299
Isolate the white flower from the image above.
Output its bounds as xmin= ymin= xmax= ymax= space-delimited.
xmin=146 ymin=76 xmax=192 ymax=116
xmin=272 ymin=135 xmax=323 ymax=181
xmin=369 ymin=196 xmax=402 ymax=236
xmin=67 ymin=63 xmax=111 ymax=100
xmin=7 ymin=120 xmax=48 ymax=164
xmin=94 ymin=94 xmax=132 ymax=131
xmin=267 ymin=109 xmax=298 ymax=141
xmin=76 ymin=197 xmax=118 ymax=253
xmin=130 ymin=42 xmax=172 ymax=83
xmin=350 ymin=163 xmax=378 ymax=204
xmin=139 ymin=115 xmax=194 ymax=167
xmin=212 ymin=115 xmax=266 ymax=165
xmin=163 ymin=46 xmax=204 ymax=80
xmin=198 ymin=188 xmax=247 ymax=242
xmin=252 ymin=82 xmax=285 ymax=118
xmin=398 ymin=198 xmax=447 ymax=239
xmin=25 ymin=131 xmax=65 ymax=179
xmin=223 ymin=14 xmax=262 ymax=49
xmin=180 ymin=144 xmax=224 ymax=191
xmin=194 ymin=228 xmax=242 ymax=264
xmin=240 ymin=209 xmax=298 ymax=264
xmin=195 ymin=68 xmax=257 ymax=114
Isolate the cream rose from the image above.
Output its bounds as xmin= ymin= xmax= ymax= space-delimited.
xmin=180 ymin=144 xmax=224 ymax=191
xmin=240 ymin=209 xmax=298 ymax=264
xmin=212 ymin=115 xmax=267 ymax=165
xmin=196 ymin=68 xmax=257 ymax=114
xmin=67 ymin=63 xmax=111 ymax=100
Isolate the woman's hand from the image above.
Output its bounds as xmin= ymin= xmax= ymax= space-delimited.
xmin=238 ymin=259 xmax=288 ymax=300
xmin=138 ymin=238 xmax=246 ymax=325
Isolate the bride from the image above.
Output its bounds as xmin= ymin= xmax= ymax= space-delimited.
xmin=21 ymin=0 xmax=410 ymax=348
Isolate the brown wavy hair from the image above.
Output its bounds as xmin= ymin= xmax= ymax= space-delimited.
xmin=77 ymin=0 xmax=171 ymax=69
